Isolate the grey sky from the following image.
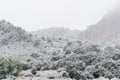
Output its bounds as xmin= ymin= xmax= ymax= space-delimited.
xmin=0 ymin=0 xmax=118 ymax=32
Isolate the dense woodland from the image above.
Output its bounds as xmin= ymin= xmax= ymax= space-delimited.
xmin=0 ymin=5 xmax=120 ymax=80
xmin=0 ymin=20 xmax=120 ymax=80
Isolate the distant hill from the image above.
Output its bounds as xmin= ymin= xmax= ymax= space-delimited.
xmin=79 ymin=5 xmax=120 ymax=43
xmin=32 ymin=5 xmax=120 ymax=44
xmin=32 ymin=27 xmax=80 ymax=40
xmin=1 ymin=5 xmax=120 ymax=45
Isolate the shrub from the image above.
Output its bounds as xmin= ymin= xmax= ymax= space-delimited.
xmin=33 ymin=40 xmax=41 ymax=47
xmin=68 ymin=69 xmax=79 ymax=79
xmin=65 ymin=49 xmax=71 ymax=55
xmin=0 ymin=57 xmax=22 ymax=79
xmin=51 ymin=56 xmax=60 ymax=61
xmin=67 ymin=41 xmax=72 ymax=47
xmin=84 ymin=72 xmax=93 ymax=80
xmin=104 ymin=70 xmax=114 ymax=80
xmin=48 ymin=76 xmax=55 ymax=79
xmin=31 ymin=65 xmax=37 ymax=75
xmin=66 ymin=67 xmax=85 ymax=80
xmin=61 ymin=71 xmax=69 ymax=78
xmin=22 ymin=62 xmax=32 ymax=70
xmin=68 ymin=69 xmax=86 ymax=80
xmin=92 ymin=71 xmax=100 ymax=79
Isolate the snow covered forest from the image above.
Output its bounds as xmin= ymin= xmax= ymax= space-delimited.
xmin=0 ymin=2 xmax=120 ymax=80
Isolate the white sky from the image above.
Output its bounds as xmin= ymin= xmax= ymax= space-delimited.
xmin=0 ymin=0 xmax=119 ymax=32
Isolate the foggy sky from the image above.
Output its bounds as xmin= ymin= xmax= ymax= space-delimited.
xmin=0 ymin=0 xmax=118 ymax=32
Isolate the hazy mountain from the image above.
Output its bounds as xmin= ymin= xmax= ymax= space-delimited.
xmin=32 ymin=5 xmax=120 ymax=44
xmin=1 ymin=5 xmax=120 ymax=45
xmin=32 ymin=27 xmax=80 ymax=40
xmin=79 ymin=5 xmax=120 ymax=43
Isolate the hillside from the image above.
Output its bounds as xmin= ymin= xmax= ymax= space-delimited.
xmin=1 ymin=5 xmax=120 ymax=80
xmin=32 ymin=5 xmax=120 ymax=44
xmin=0 ymin=20 xmax=32 ymax=46
xmin=32 ymin=27 xmax=80 ymax=40
xmin=79 ymin=6 xmax=120 ymax=43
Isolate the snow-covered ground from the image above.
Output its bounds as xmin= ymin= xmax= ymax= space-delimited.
xmin=2 ymin=70 xmax=120 ymax=80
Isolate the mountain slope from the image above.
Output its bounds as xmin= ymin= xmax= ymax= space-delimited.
xmin=0 ymin=20 xmax=32 ymax=45
xmin=32 ymin=27 xmax=80 ymax=40
xmin=79 ymin=6 xmax=120 ymax=43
